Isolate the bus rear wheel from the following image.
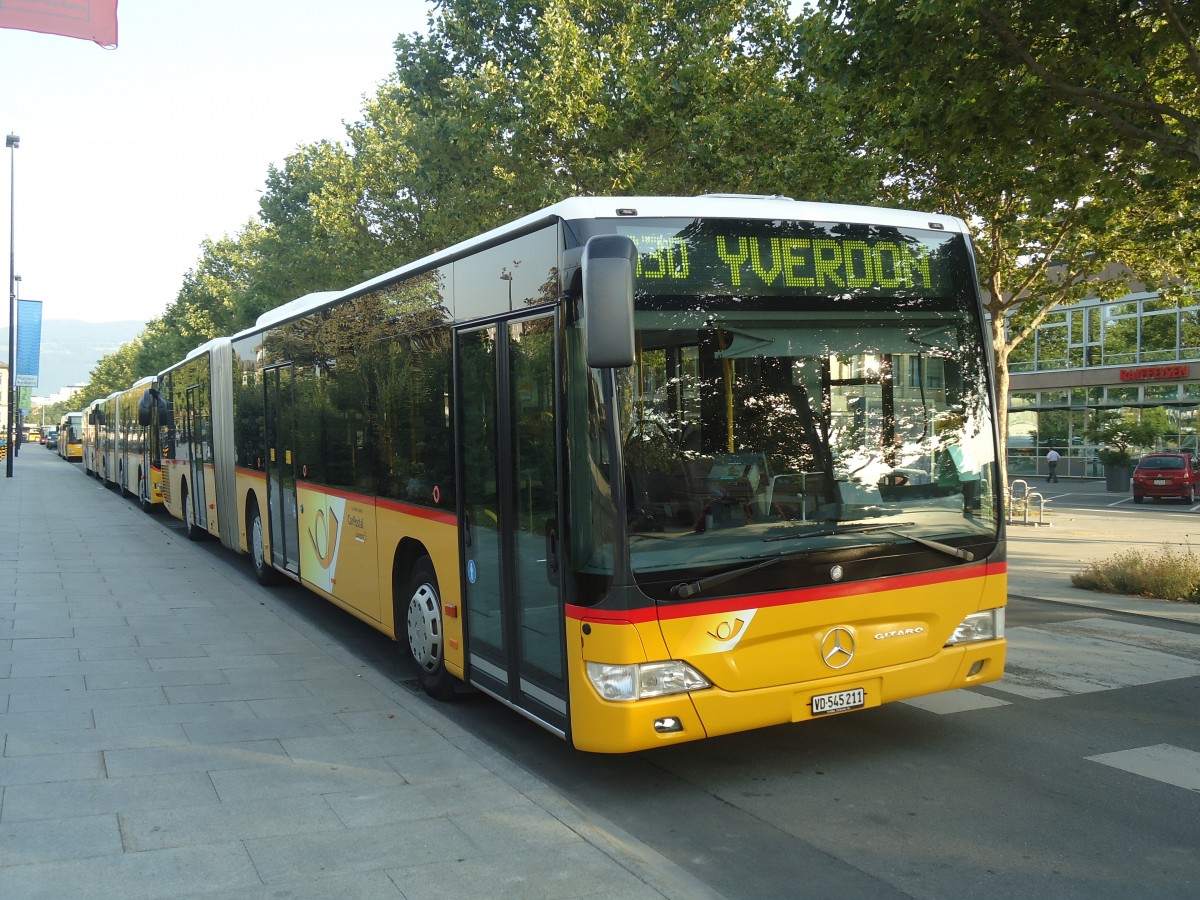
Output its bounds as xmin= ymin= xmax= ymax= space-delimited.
xmin=402 ymin=558 xmax=456 ymax=700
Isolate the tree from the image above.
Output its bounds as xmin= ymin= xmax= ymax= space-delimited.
xmin=975 ymin=1 xmax=1200 ymax=170
xmin=339 ymin=0 xmax=877 ymax=258
xmin=1086 ymin=409 xmax=1164 ymax=467
xmin=804 ymin=1 xmax=1199 ymax=494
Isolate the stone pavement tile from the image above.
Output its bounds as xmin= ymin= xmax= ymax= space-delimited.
xmin=4 ymin=724 xmax=189 ymax=757
xmin=0 ymin=842 xmax=261 ymax=900
xmin=103 ymin=739 xmax=289 ymax=777
xmin=86 ymin=672 xmax=229 ymax=696
xmin=180 ymin=870 xmax=406 ymax=900
xmin=1 ymin=772 xmax=220 ymax=823
xmin=335 ymin=708 xmax=429 ymax=734
xmin=208 ymin=755 xmax=406 ymax=803
xmin=281 ymin=726 xmax=454 ymax=765
xmin=322 ymin=775 xmax=531 ymax=829
xmin=384 ymin=747 xmax=493 ymax=785
xmin=93 ymin=700 xmax=257 ymax=730
xmin=450 ymin=803 xmax=587 ymax=854
xmin=0 ymin=645 xmax=80 ymax=667
xmin=183 ymin=713 xmax=351 ymax=745
xmin=79 ymin=643 xmax=208 ymax=661
xmin=146 ymin=652 xmax=281 ymax=673
xmin=0 ymin=813 xmax=123 ymax=866
xmin=387 ymin=842 xmax=665 ymax=900
xmin=220 ymin=659 xmax=346 ymax=683
xmin=243 ymin=816 xmax=462 ymax=884
xmin=0 ymin=751 xmax=107 ymax=786
xmin=245 ymin=692 xmax=387 ymax=719
xmin=162 ymin=679 xmax=313 ymax=705
xmin=119 ymin=794 xmax=344 ymax=851
xmin=0 ymin=708 xmax=96 ymax=734
xmin=12 ymin=633 xmax=139 ymax=651
xmin=7 ymin=686 xmax=167 ymax=714
xmin=9 ymin=656 xmax=154 ymax=678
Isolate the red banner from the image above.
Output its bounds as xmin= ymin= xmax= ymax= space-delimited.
xmin=0 ymin=0 xmax=117 ymax=47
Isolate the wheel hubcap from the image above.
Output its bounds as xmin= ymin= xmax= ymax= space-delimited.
xmin=406 ymin=584 xmax=442 ymax=673
xmin=252 ymin=515 xmax=265 ymax=567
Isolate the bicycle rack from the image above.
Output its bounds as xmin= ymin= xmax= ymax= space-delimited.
xmin=1007 ymin=479 xmax=1052 ymax=526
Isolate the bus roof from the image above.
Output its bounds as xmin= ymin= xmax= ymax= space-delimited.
xmin=229 ymin=195 xmax=973 ymax=337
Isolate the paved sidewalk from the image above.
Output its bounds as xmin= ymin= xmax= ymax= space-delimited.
xmin=0 ymin=449 xmax=721 ymax=900
xmin=1005 ymin=476 xmax=1200 ymax=625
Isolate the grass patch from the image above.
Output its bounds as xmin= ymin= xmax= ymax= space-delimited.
xmin=1072 ymin=544 xmax=1200 ymax=603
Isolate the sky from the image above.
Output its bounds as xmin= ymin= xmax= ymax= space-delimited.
xmin=0 ymin=1 xmax=435 ymax=326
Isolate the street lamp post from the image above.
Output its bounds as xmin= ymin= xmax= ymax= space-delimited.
xmin=5 ymin=133 xmax=17 ymax=478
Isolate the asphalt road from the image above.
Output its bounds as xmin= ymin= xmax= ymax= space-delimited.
xmin=164 ymin=488 xmax=1200 ymax=900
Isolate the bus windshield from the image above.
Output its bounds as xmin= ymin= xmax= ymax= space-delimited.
xmin=603 ymin=218 xmax=998 ymax=596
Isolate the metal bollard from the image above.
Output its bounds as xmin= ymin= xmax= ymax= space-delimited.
xmin=1008 ymin=480 xmax=1029 ymax=523
xmin=1023 ymin=490 xmax=1051 ymax=526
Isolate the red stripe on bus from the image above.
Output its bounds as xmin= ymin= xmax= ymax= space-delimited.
xmin=232 ymin=469 xmax=456 ymax=525
xmin=376 ymin=497 xmax=457 ymax=526
xmin=565 ymin=560 xmax=1006 ymax=623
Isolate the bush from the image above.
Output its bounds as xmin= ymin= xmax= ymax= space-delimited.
xmin=1071 ymin=544 xmax=1200 ymax=603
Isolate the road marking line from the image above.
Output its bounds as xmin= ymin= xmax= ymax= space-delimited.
xmin=900 ymin=690 xmax=1010 ymax=714
xmin=1087 ymin=744 xmax=1200 ymax=792
xmin=990 ymin=619 xmax=1200 ymax=699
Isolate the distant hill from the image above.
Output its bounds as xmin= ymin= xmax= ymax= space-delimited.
xmin=0 ymin=319 xmax=145 ymax=397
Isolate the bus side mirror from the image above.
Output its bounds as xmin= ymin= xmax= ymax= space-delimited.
xmin=582 ymin=234 xmax=636 ymax=368
xmin=138 ymin=389 xmax=155 ymax=426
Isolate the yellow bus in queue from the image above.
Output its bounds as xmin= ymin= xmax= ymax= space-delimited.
xmin=153 ymin=338 xmax=241 ymax=542
xmin=58 ymin=411 xmax=84 ymax=461
xmin=81 ymin=398 xmax=102 ymax=476
xmin=113 ymin=376 xmax=164 ymax=512
xmin=132 ymin=196 xmax=1006 ymax=752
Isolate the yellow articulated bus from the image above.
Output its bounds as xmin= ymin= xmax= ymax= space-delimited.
xmin=113 ymin=376 xmax=165 ymax=512
xmin=154 ymin=338 xmax=238 ymax=541
xmin=58 ymin=411 xmax=84 ymax=461
xmin=81 ymin=398 xmax=102 ymax=477
xmin=125 ymin=196 xmax=1006 ymax=752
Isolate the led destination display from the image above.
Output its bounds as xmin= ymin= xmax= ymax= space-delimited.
xmin=619 ymin=220 xmax=967 ymax=299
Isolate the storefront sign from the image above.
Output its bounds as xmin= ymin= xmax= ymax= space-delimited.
xmin=1119 ymin=365 xmax=1190 ymax=382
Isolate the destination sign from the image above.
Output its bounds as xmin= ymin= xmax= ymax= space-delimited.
xmin=619 ymin=221 xmax=966 ymax=299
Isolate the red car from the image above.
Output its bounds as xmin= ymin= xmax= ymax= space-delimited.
xmin=1132 ymin=452 xmax=1200 ymax=504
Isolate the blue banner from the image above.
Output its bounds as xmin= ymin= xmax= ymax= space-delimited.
xmin=15 ymin=298 xmax=42 ymax=388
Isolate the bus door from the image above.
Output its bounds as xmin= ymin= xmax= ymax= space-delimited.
xmin=184 ymin=385 xmax=208 ymax=530
xmin=457 ymin=312 xmax=566 ymax=732
xmin=264 ymin=363 xmax=300 ymax=575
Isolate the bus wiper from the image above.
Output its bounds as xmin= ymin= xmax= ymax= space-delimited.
xmin=669 ymin=523 xmax=972 ymax=600
xmin=670 ymin=543 xmax=831 ymax=600
xmin=880 ymin=528 xmax=974 ymax=562
xmin=769 ymin=521 xmax=973 ymax=562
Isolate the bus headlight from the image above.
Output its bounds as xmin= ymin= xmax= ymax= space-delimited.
xmin=586 ymin=661 xmax=712 ymax=702
xmin=945 ymin=608 xmax=1005 ymax=645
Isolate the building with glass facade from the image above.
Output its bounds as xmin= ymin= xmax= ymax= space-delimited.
xmin=1007 ymin=290 xmax=1199 ymax=479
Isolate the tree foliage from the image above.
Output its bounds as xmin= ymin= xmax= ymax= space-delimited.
xmin=804 ymin=0 xmax=1199 ymax=490
xmin=73 ymin=0 xmax=872 ymax=410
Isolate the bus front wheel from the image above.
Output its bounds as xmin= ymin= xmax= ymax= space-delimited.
xmin=181 ymin=485 xmax=204 ymax=541
xmin=249 ymin=499 xmax=278 ymax=586
xmin=402 ymin=558 xmax=456 ymax=700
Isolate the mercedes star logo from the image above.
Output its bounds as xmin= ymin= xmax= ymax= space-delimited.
xmin=821 ymin=626 xmax=856 ymax=669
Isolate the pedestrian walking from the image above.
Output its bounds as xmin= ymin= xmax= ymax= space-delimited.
xmin=1046 ymin=448 xmax=1060 ymax=482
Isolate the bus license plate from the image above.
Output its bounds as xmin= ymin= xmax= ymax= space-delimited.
xmin=811 ymin=687 xmax=865 ymax=715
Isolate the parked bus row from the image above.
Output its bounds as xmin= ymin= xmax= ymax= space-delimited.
xmin=73 ymin=195 xmax=1008 ymax=753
